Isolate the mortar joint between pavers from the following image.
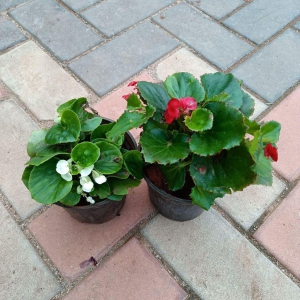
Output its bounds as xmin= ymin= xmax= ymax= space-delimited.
xmin=218 ymin=1 xmax=251 ymax=23
xmin=77 ymin=0 xmax=108 ymax=14
xmin=3 ymin=0 xmax=34 ymax=13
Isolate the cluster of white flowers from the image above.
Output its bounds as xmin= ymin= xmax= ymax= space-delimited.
xmin=56 ymin=159 xmax=107 ymax=205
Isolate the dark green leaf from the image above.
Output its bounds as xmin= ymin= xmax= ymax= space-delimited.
xmin=159 ymin=163 xmax=187 ymax=191
xmin=245 ymin=118 xmax=260 ymax=135
xmin=184 ymin=108 xmax=213 ymax=132
xmin=107 ymin=178 xmax=141 ymax=195
xmin=71 ymin=142 xmax=100 ymax=168
xmin=57 ymin=99 xmax=78 ymax=115
xmin=25 ymin=149 xmax=69 ymax=166
xmin=107 ymin=167 xmax=130 ymax=179
xmin=123 ymin=150 xmax=143 ymax=180
xmin=107 ymin=194 xmax=124 ymax=201
xmin=91 ymin=122 xmax=115 ymax=141
xmin=22 ymin=165 xmax=34 ymax=189
xmin=240 ymin=91 xmax=255 ymax=117
xmin=27 ymin=129 xmax=48 ymax=157
xmin=60 ymin=181 xmax=81 ymax=206
xmin=81 ymin=116 xmax=102 ymax=132
xmin=143 ymin=118 xmax=168 ymax=131
xmin=261 ymin=121 xmax=281 ymax=143
xmin=94 ymin=181 xmax=111 ymax=199
xmin=127 ymin=94 xmax=143 ymax=110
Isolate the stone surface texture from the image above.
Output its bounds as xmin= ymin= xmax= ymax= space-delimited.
xmin=69 ymin=22 xmax=178 ymax=96
xmin=62 ymin=0 xmax=99 ymax=11
xmin=0 ymin=41 xmax=88 ymax=121
xmin=142 ymin=211 xmax=300 ymax=300
xmin=232 ymin=29 xmax=300 ymax=103
xmin=216 ymin=176 xmax=286 ymax=230
xmin=0 ymin=100 xmax=43 ymax=219
xmin=295 ymin=21 xmax=300 ymax=30
xmin=153 ymin=3 xmax=253 ymax=70
xmin=63 ymin=237 xmax=188 ymax=300
xmin=254 ymin=182 xmax=300 ymax=280
xmin=0 ymin=202 xmax=60 ymax=300
xmin=81 ymin=0 xmax=175 ymax=37
xmin=0 ymin=0 xmax=28 ymax=12
xmin=0 ymin=16 xmax=26 ymax=51
xmin=9 ymin=0 xmax=103 ymax=61
xmin=261 ymin=86 xmax=300 ymax=181
xmin=28 ymin=181 xmax=155 ymax=280
xmin=223 ymin=0 xmax=300 ymax=44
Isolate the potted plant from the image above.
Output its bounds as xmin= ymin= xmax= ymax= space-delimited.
xmin=22 ymin=98 xmax=144 ymax=223
xmin=118 ymin=72 xmax=280 ymax=221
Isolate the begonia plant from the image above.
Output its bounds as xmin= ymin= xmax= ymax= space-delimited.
xmin=117 ymin=72 xmax=280 ymax=210
xmin=22 ymin=98 xmax=143 ymax=206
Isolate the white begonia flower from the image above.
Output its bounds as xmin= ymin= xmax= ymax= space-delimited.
xmin=80 ymin=165 xmax=94 ymax=177
xmin=80 ymin=176 xmax=94 ymax=192
xmin=77 ymin=185 xmax=83 ymax=194
xmin=61 ymin=172 xmax=72 ymax=182
xmin=92 ymin=170 xmax=107 ymax=185
xmin=86 ymin=196 xmax=95 ymax=204
xmin=56 ymin=160 xmax=70 ymax=175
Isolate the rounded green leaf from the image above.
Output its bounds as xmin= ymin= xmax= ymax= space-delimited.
xmin=107 ymin=178 xmax=141 ymax=195
xmin=71 ymin=142 xmax=100 ymax=168
xmin=159 ymin=163 xmax=186 ymax=191
xmin=94 ymin=141 xmax=123 ymax=174
xmin=190 ymin=102 xmax=246 ymax=156
xmin=261 ymin=121 xmax=281 ymax=143
xmin=22 ymin=165 xmax=34 ymax=189
xmin=27 ymin=129 xmax=48 ymax=157
xmin=28 ymin=158 xmax=73 ymax=204
xmin=184 ymin=108 xmax=213 ymax=132
xmin=123 ymin=150 xmax=143 ymax=180
xmin=140 ymin=129 xmax=190 ymax=165
xmin=60 ymin=181 xmax=81 ymax=206
xmin=81 ymin=116 xmax=102 ymax=132
xmin=45 ymin=110 xmax=81 ymax=145
xmin=91 ymin=122 xmax=115 ymax=141
xmin=240 ymin=91 xmax=254 ymax=117
xmin=94 ymin=181 xmax=111 ymax=199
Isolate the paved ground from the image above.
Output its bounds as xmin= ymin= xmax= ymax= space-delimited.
xmin=1 ymin=0 xmax=300 ymax=299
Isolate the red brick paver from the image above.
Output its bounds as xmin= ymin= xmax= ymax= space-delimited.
xmin=254 ymin=182 xmax=300 ymax=280
xmin=63 ymin=237 xmax=187 ymax=300
xmin=28 ymin=181 xmax=155 ymax=280
xmin=262 ymin=86 xmax=300 ymax=181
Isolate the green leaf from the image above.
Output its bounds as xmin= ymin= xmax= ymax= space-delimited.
xmin=22 ymin=165 xmax=34 ymax=189
xmin=123 ymin=150 xmax=143 ymax=180
xmin=255 ymin=173 xmax=273 ymax=186
xmin=71 ymin=142 xmax=100 ymax=168
xmin=184 ymin=108 xmax=213 ymax=132
xmin=106 ymin=105 xmax=155 ymax=142
xmin=27 ymin=129 xmax=48 ymax=157
xmin=261 ymin=121 xmax=281 ymax=143
xmin=190 ymin=186 xmax=224 ymax=211
xmin=107 ymin=194 xmax=124 ymax=201
xmin=201 ymin=72 xmax=243 ymax=109
xmin=81 ymin=116 xmax=102 ymax=132
xmin=206 ymin=93 xmax=229 ymax=102
xmin=107 ymin=167 xmax=130 ymax=179
xmin=143 ymin=118 xmax=168 ymax=131
xmin=240 ymin=91 xmax=255 ymax=117
xmin=245 ymin=118 xmax=260 ymax=135
xmin=59 ymin=181 xmax=81 ymax=206
xmin=159 ymin=163 xmax=187 ymax=191
xmin=140 ymin=129 xmax=190 ymax=164
xmin=190 ymin=143 xmax=256 ymax=192
xmin=163 ymin=72 xmax=205 ymax=103
xmin=107 ymin=178 xmax=141 ymax=195
xmin=252 ymin=150 xmax=272 ymax=177
xmin=25 ymin=150 xmax=69 ymax=166
xmin=57 ymin=99 xmax=78 ymax=115
xmin=69 ymin=98 xmax=89 ymax=120
xmin=127 ymin=94 xmax=143 ymax=110
xmin=45 ymin=110 xmax=81 ymax=145
xmin=91 ymin=122 xmax=115 ymax=141
xmin=29 ymin=158 xmax=73 ymax=204
xmin=190 ymin=102 xmax=246 ymax=156
xmin=94 ymin=181 xmax=111 ymax=199
xmin=94 ymin=141 xmax=123 ymax=174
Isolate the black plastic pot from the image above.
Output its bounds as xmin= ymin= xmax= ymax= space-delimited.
xmin=144 ymin=173 xmax=204 ymax=222
xmin=56 ymin=117 xmax=137 ymax=224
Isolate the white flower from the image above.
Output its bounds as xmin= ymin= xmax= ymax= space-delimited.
xmin=80 ymin=176 xmax=94 ymax=192
xmin=80 ymin=165 xmax=94 ymax=177
xmin=61 ymin=172 xmax=72 ymax=182
xmin=92 ymin=170 xmax=107 ymax=185
xmin=56 ymin=160 xmax=70 ymax=175
xmin=76 ymin=185 xmax=83 ymax=194
xmin=86 ymin=196 xmax=95 ymax=204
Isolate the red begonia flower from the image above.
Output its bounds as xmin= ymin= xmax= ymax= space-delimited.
xmin=128 ymin=81 xmax=138 ymax=87
xmin=122 ymin=94 xmax=131 ymax=100
xmin=180 ymin=97 xmax=197 ymax=113
xmin=264 ymin=144 xmax=278 ymax=162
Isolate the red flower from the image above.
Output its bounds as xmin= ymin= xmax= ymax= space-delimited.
xmin=128 ymin=81 xmax=137 ymax=87
xmin=165 ymin=97 xmax=197 ymax=124
xmin=122 ymin=94 xmax=131 ymax=100
xmin=264 ymin=144 xmax=278 ymax=162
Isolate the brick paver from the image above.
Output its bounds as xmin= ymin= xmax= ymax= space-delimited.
xmin=232 ymin=29 xmax=300 ymax=102
xmin=223 ymin=0 xmax=300 ymax=44
xmin=261 ymin=86 xmax=300 ymax=181
xmin=188 ymin=0 xmax=244 ymax=20
xmin=216 ymin=176 xmax=285 ymax=230
xmin=142 ymin=212 xmax=300 ymax=300
xmin=0 ymin=100 xmax=43 ymax=219
xmin=295 ymin=21 xmax=300 ymax=30
xmin=0 ymin=86 xmax=7 ymax=99
xmin=0 ymin=41 xmax=88 ymax=121
xmin=69 ymin=21 xmax=178 ymax=96
xmin=0 ymin=0 xmax=28 ymax=12
xmin=61 ymin=0 xmax=99 ymax=12
xmin=153 ymin=3 xmax=253 ymax=70
xmin=0 ymin=202 xmax=60 ymax=300
xmin=0 ymin=16 xmax=26 ymax=52
xmin=81 ymin=0 xmax=175 ymax=38
xmin=63 ymin=237 xmax=187 ymax=300
xmin=254 ymin=182 xmax=300 ymax=280
xmin=28 ymin=181 xmax=155 ymax=280
xmin=9 ymin=0 xmax=103 ymax=61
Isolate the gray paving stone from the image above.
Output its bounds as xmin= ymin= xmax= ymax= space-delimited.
xmin=0 ymin=0 xmax=28 ymax=12
xmin=295 ymin=21 xmax=300 ymax=30
xmin=216 ymin=176 xmax=285 ymax=230
xmin=223 ymin=0 xmax=300 ymax=44
xmin=61 ymin=0 xmax=99 ymax=12
xmin=232 ymin=29 xmax=300 ymax=103
xmin=0 ymin=41 xmax=88 ymax=121
xmin=0 ymin=16 xmax=26 ymax=51
xmin=9 ymin=0 xmax=103 ymax=61
xmin=0 ymin=201 xmax=61 ymax=299
xmin=81 ymin=0 xmax=175 ymax=38
xmin=153 ymin=3 xmax=253 ymax=70
xmin=69 ymin=22 xmax=178 ymax=96
xmin=0 ymin=100 xmax=43 ymax=220
xmin=188 ymin=0 xmax=244 ymax=19
xmin=142 ymin=211 xmax=300 ymax=300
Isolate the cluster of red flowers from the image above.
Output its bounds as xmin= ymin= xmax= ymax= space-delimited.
xmin=263 ymin=143 xmax=278 ymax=161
